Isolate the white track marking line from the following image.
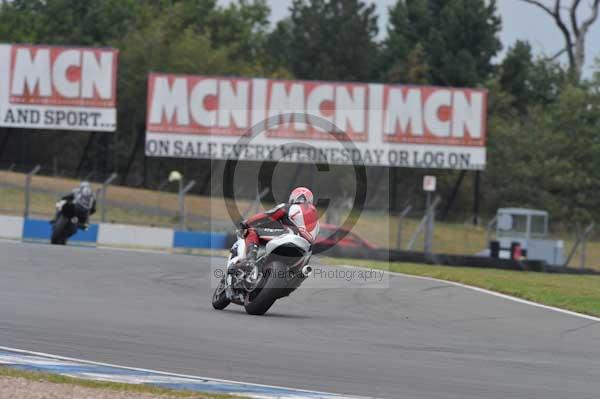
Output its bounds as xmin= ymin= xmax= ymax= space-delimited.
xmin=0 ymin=346 xmax=372 ymax=399
xmin=336 ymin=264 xmax=600 ymax=322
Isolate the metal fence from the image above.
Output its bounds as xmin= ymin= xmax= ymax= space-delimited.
xmin=1 ymin=165 xmax=598 ymax=269
xmin=388 ymin=206 xmax=599 ymax=269
xmin=0 ymin=166 xmax=232 ymax=232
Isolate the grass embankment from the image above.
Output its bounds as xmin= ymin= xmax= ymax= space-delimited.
xmin=1 ymin=170 xmax=598 ymax=268
xmin=0 ymin=366 xmax=244 ymax=399
xmin=326 ymin=258 xmax=600 ymax=317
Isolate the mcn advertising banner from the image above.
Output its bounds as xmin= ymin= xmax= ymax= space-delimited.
xmin=145 ymin=74 xmax=487 ymax=170
xmin=0 ymin=44 xmax=118 ymax=132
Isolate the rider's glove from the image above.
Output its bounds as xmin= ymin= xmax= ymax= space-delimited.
xmin=239 ymin=222 xmax=249 ymax=237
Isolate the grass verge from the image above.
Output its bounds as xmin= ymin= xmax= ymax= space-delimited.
xmin=325 ymin=258 xmax=600 ymax=318
xmin=0 ymin=366 xmax=244 ymax=399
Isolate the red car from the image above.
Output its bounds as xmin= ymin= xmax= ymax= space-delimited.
xmin=314 ymin=224 xmax=378 ymax=251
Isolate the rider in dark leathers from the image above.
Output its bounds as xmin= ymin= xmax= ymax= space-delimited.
xmin=52 ymin=181 xmax=97 ymax=228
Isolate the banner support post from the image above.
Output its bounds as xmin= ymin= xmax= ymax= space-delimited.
xmin=180 ymin=180 xmax=196 ymax=230
xmin=473 ymin=171 xmax=481 ymax=226
xmin=422 ymin=176 xmax=437 ymax=256
xmin=424 ymin=191 xmax=432 ymax=254
xmin=100 ymin=172 xmax=118 ymax=223
xmin=396 ymin=205 xmax=412 ymax=250
xmin=24 ymin=165 xmax=41 ymax=218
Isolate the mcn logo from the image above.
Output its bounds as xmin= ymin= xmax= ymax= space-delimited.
xmin=9 ymin=45 xmax=118 ymax=108
xmin=147 ymin=74 xmax=486 ymax=147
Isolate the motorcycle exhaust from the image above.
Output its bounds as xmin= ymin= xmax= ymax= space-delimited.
xmin=301 ymin=265 xmax=313 ymax=277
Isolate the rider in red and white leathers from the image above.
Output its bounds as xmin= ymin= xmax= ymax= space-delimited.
xmin=239 ymin=187 xmax=319 ymax=263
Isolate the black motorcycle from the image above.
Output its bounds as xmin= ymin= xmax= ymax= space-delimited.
xmin=51 ymin=200 xmax=88 ymax=245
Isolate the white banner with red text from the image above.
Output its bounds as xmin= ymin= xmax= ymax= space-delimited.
xmin=0 ymin=44 xmax=118 ymax=132
xmin=145 ymin=74 xmax=487 ymax=170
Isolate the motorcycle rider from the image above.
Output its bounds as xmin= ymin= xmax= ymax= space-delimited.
xmin=52 ymin=181 xmax=97 ymax=228
xmin=236 ymin=187 xmax=320 ymax=265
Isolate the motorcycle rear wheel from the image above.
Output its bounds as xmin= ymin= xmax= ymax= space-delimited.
xmin=244 ymin=261 xmax=288 ymax=316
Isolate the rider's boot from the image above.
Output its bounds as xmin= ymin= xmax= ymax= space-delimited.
xmin=246 ymin=244 xmax=258 ymax=264
xmin=240 ymin=244 xmax=259 ymax=283
xmin=77 ymin=217 xmax=89 ymax=231
xmin=228 ymin=244 xmax=258 ymax=276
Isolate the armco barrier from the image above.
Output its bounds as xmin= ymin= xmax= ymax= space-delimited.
xmin=22 ymin=218 xmax=98 ymax=243
xmin=97 ymin=224 xmax=174 ymax=249
xmin=173 ymin=230 xmax=227 ymax=249
xmin=0 ymin=215 xmax=24 ymax=240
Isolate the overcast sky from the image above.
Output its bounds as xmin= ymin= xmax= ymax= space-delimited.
xmin=219 ymin=0 xmax=600 ymax=79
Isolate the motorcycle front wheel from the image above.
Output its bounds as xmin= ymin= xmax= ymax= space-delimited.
xmin=212 ymin=277 xmax=231 ymax=310
xmin=50 ymin=216 xmax=68 ymax=245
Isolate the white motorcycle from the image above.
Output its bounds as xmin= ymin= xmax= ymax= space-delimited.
xmin=212 ymin=228 xmax=313 ymax=315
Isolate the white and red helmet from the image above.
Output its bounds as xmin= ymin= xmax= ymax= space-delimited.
xmin=289 ymin=187 xmax=314 ymax=205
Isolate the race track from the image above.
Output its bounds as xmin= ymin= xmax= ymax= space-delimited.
xmin=1 ymin=240 xmax=600 ymax=398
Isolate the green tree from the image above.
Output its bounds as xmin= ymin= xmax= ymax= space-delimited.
xmin=0 ymin=0 xmax=141 ymax=45
xmin=498 ymin=40 xmax=534 ymax=113
xmin=485 ymin=83 xmax=600 ymax=224
xmin=498 ymin=40 xmax=569 ymax=113
xmin=543 ymin=84 xmax=600 ymax=222
xmin=208 ymin=0 xmax=271 ymax=63
xmin=267 ymin=0 xmax=380 ymax=81
xmin=384 ymin=0 xmax=502 ymax=86
xmin=386 ymin=42 xmax=431 ymax=84
xmin=147 ymin=0 xmax=272 ymax=64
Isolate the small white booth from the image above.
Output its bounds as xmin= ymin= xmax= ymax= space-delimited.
xmin=493 ymin=208 xmax=564 ymax=265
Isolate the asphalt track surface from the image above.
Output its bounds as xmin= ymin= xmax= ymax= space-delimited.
xmin=1 ymin=241 xmax=600 ymax=399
